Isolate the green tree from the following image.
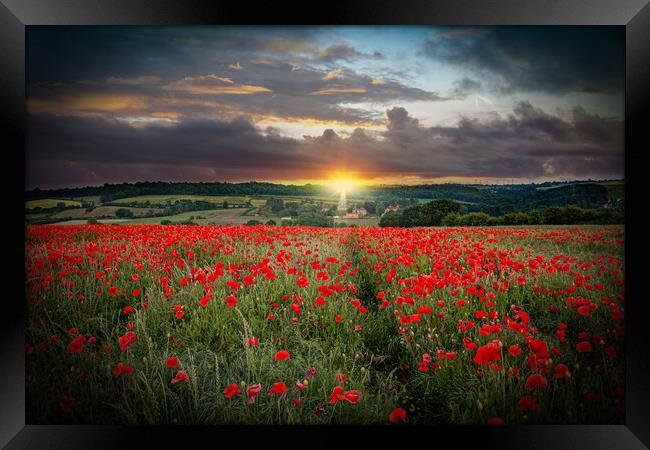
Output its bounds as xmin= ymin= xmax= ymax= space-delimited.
xmin=115 ymin=208 xmax=134 ymax=218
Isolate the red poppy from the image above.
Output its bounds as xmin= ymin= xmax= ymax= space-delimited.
xmin=112 ymin=362 xmax=133 ymax=377
xmin=59 ymin=395 xmax=77 ymax=413
xmin=553 ymin=363 xmax=571 ymax=380
xmin=269 ymin=382 xmax=288 ymax=396
xmin=473 ymin=340 xmax=502 ymax=365
xmin=274 ymin=350 xmax=290 ymax=361
xmin=68 ymin=335 xmax=86 ymax=353
xmin=248 ymin=337 xmax=259 ymax=347
xmin=122 ymin=306 xmax=134 ymax=315
xmin=487 ymin=417 xmax=505 ymax=425
xmin=171 ymin=370 xmax=189 ymax=384
xmin=118 ymin=331 xmax=137 ymax=351
xmin=292 ymin=399 xmax=303 ymax=407
xmin=518 ymin=396 xmax=539 ymax=413
xmin=525 ymin=374 xmax=548 ymax=391
xmin=225 ymin=295 xmax=237 ymax=307
xmin=388 ymin=407 xmax=407 ymax=423
xmin=246 ymin=383 xmax=262 ymax=403
xmin=165 ymin=356 xmax=179 ymax=368
xmin=328 ymin=386 xmax=345 ymax=404
xmin=576 ymin=341 xmax=593 ymax=353
xmin=223 ymin=383 xmax=241 ymax=398
xmin=343 ymin=390 xmax=360 ymax=404
xmin=508 ymin=345 xmax=522 ymax=357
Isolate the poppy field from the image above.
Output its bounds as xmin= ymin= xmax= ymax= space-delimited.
xmin=25 ymin=224 xmax=625 ymax=425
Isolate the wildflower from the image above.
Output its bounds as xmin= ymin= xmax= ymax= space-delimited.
xmin=246 ymin=383 xmax=262 ymax=403
xmin=269 ymin=382 xmax=288 ymax=396
xmin=388 ymin=407 xmax=407 ymax=423
xmin=171 ymin=370 xmax=189 ymax=384
xmin=224 ymin=383 xmax=241 ymax=398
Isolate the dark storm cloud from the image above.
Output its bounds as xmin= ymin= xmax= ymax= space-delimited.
xmin=426 ymin=27 xmax=624 ymax=95
xmin=26 ymin=101 xmax=623 ymax=189
xmin=27 ymin=60 xmax=448 ymax=127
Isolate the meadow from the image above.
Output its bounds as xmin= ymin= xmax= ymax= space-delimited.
xmin=25 ymin=224 xmax=625 ymax=425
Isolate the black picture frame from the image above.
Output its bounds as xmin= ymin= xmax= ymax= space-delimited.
xmin=3 ymin=1 xmax=649 ymax=448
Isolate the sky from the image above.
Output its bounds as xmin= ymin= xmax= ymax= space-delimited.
xmin=26 ymin=26 xmax=625 ymax=189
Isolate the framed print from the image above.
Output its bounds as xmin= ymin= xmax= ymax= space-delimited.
xmin=3 ymin=0 xmax=650 ymax=448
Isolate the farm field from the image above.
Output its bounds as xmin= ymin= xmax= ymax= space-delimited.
xmin=51 ymin=208 xmax=282 ymax=226
xmin=25 ymin=224 xmax=625 ymax=425
xmin=26 ymin=198 xmax=83 ymax=210
xmin=112 ymin=195 xmax=267 ymax=207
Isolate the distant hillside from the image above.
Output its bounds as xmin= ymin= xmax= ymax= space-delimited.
xmin=26 ymin=179 xmax=624 ymax=219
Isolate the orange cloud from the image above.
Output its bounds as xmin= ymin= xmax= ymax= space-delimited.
xmin=27 ymin=94 xmax=149 ymax=114
xmin=322 ymin=68 xmax=343 ymax=81
xmin=309 ymin=86 xmax=367 ymax=96
xmin=163 ymin=74 xmax=271 ymax=95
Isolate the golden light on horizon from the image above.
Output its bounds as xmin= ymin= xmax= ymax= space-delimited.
xmin=330 ymin=178 xmax=358 ymax=194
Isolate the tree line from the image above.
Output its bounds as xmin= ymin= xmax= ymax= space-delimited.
xmin=379 ymin=200 xmax=623 ymax=227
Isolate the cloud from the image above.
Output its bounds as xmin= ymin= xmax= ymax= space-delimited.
xmin=386 ymin=107 xmax=419 ymax=130
xmin=106 ymin=76 xmax=161 ymax=85
xmin=228 ymin=62 xmax=244 ymax=70
xmin=26 ymin=101 xmax=623 ymax=189
xmin=322 ymin=68 xmax=343 ymax=81
xmin=451 ymin=77 xmax=482 ymax=97
xmin=425 ymin=27 xmax=624 ymax=94
xmin=163 ymin=74 xmax=272 ymax=95
xmin=311 ymin=44 xmax=384 ymax=62
xmin=309 ymin=86 xmax=367 ymax=96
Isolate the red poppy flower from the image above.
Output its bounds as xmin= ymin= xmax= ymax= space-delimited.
xmin=525 ymin=374 xmax=548 ymax=391
xmin=59 ymin=395 xmax=77 ymax=413
xmin=68 ymin=335 xmax=86 ymax=353
xmin=171 ymin=370 xmax=189 ymax=384
xmin=343 ymin=390 xmax=360 ymax=404
xmin=112 ymin=362 xmax=133 ymax=377
xmin=225 ymin=295 xmax=237 ymax=307
xmin=508 ymin=345 xmax=522 ymax=357
xmin=246 ymin=383 xmax=262 ymax=403
xmin=487 ymin=417 xmax=505 ymax=425
xmin=576 ymin=341 xmax=593 ymax=353
xmin=473 ymin=340 xmax=502 ymax=365
xmin=553 ymin=363 xmax=571 ymax=380
xmin=122 ymin=306 xmax=134 ymax=315
xmin=328 ymin=386 xmax=345 ymax=404
xmin=292 ymin=399 xmax=303 ymax=407
xmin=518 ymin=396 xmax=539 ymax=413
xmin=388 ymin=407 xmax=407 ymax=423
xmin=248 ymin=337 xmax=259 ymax=347
xmin=274 ymin=350 xmax=290 ymax=361
xmin=118 ymin=331 xmax=137 ymax=351
xmin=165 ymin=356 xmax=179 ymax=368
xmin=269 ymin=382 xmax=288 ymax=396
xmin=223 ymin=383 xmax=241 ymax=398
